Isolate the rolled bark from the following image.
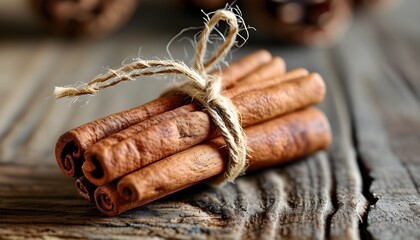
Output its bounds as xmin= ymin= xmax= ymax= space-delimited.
xmin=55 ymin=50 xmax=273 ymax=177
xmin=84 ymin=73 xmax=325 ymax=186
xmin=95 ymin=107 xmax=332 ymax=216
xmin=354 ymin=0 xmax=395 ymax=8
xmin=212 ymin=50 xmax=276 ymax=88
xmin=231 ymin=57 xmax=286 ymax=86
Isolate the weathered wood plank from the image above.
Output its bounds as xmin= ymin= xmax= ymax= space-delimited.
xmin=0 ymin=155 xmax=333 ymax=239
xmin=370 ymin=5 xmax=420 ymax=103
xmin=313 ymin=49 xmax=368 ymax=240
xmin=0 ymin=46 xmax=363 ymax=240
xmin=337 ymin=10 xmax=420 ymax=239
xmin=273 ymin=46 xmax=368 ymax=239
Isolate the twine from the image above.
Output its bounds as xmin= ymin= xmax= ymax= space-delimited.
xmin=54 ymin=9 xmax=248 ymax=184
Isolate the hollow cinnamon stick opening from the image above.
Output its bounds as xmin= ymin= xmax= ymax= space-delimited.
xmin=94 ymin=107 xmax=332 ymax=216
xmin=84 ymin=72 xmax=324 ymax=186
xmin=95 ymin=184 xmax=135 ymax=217
xmin=55 ymin=50 xmax=274 ymax=177
xmin=75 ymin=176 xmax=97 ymax=202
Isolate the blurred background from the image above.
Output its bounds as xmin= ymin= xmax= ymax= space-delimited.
xmin=0 ymin=0 xmax=415 ymax=162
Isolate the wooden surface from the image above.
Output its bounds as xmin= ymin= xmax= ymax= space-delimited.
xmin=1 ymin=2 xmax=420 ymax=239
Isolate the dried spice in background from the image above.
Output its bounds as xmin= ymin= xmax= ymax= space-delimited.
xmin=1 ymin=0 xmax=396 ymax=42
xmin=31 ymin=0 xmax=138 ymax=38
xmin=354 ymin=0 xmax=395 ymax=7
xmin=243 ymin=0 xmax=353 ymax=45
xmin=183 ymin=0 xmax=234 ymax=11
xmin=184 ymin=0 xmax=396 ymax=45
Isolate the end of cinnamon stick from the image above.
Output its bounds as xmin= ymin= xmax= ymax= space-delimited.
xmin=75 ymin=176 xmax=97 ymax=202
xmin=95 ymin=189 xmax=116 ymax=215
xmin=55 ymin=132 xmax=83 ymax=177
xmin=82 ymin=153 xmax=106 ymax=185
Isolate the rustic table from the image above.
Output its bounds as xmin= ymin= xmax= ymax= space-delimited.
xmin=1 ymin=2 xmax=419 ymax=239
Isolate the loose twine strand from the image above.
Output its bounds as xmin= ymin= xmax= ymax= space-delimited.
xmin=54 ymin=9 xmax=248 ymax=185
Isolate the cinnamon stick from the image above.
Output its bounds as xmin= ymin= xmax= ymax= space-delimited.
xmin=232 ymin=57 xmax=285 ymax=86
xmin=55 ymin=50 xmax=274 ymax=177
xmin=83 ymin=68 xmax=307 ymax=158
xmin=227 ymin=68 xmax=308 ymax=98
xmin=83 ymin=73 xmax=325 ymax=185
xmin=213 ymin=50 xmax=276 ymax=88
xmin=94 ymin=107 xmax=332 ymax=216
xmin=75 ymin=176 xmax=97 ymax=202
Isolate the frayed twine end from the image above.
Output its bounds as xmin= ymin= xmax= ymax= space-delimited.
xmin=54 ymin=86 xmax=75 ymax=99
xmin=54 ymin=86 xmax=98 ymax=99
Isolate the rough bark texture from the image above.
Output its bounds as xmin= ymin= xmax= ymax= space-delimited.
xmin=1 ymin=1 xmax=419 ymax=239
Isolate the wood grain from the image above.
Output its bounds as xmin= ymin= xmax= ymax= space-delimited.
xmin=337 ymin=12 xmax=420 ymax=239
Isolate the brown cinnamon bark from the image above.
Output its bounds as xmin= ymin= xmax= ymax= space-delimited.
xmin=232 ymin=57 xmax=285 ymax=86
xmin=55 ymin=50 xmax=273 ymax=177
xmin=227 ymin=68 xmax=308 ymax=98
xmin=94 ymin=107 xmax=332 ymax=216
xmin=213 ymin=50 xmax=275 ymax=88
xmin=84 ymin=73 xmax=325 ymax=186
xmin=75 ymin=176 xmax=97 ymax=202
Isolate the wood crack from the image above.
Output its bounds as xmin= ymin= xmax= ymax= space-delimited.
xmin=325 ymin=151 xmax=339 ymax=239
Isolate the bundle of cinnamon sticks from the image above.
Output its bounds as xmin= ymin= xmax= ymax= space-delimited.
xmin=55 ymin=49 xmax=332 ymax=216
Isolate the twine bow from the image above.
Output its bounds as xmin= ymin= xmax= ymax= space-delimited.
xmin=54 ymin=9 xmax=248 ymax=184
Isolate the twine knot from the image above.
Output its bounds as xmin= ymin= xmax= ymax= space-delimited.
xmin=54 ymin=8 xmax=248 ymax=184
